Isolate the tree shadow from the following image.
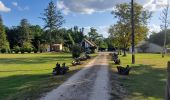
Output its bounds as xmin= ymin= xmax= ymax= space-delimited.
xmin=117 ymin=64 xmax=167 ymax=99
xmin=0 ymin=56 xmax=72 ymax=64
xmin=0 ymin=68 xmax=80 ymax=100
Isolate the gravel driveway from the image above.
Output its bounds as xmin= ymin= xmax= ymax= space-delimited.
xmin=40 ymin=52 xmax=111 ymax=100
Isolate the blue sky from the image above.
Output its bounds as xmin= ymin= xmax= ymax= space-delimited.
xmin=0 ymin=0 xmax=169 ymax=37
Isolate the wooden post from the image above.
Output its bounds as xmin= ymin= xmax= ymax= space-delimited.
xmin=165 ymin=61 xmax=170 ymax=100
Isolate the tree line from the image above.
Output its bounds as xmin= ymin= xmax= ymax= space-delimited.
xmin=0 ymin=1 xmax=111 ymax=54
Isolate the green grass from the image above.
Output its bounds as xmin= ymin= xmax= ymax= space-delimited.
xmin=110 ymin=53 xmax=169 ymax=100
xmin=0 ymin=53 xmax=96 ymax=100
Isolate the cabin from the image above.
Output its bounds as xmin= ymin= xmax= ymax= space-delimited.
xmin=47 ymin=44 xmax=63 ymax=52
xmin=81 ymin=39 xmax=98 ymax=53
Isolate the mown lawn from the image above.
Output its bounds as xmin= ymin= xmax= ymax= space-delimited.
xmin=0 ymin=53 xmax=96 ymax=100
xmin=110 ymin=53 xmax=169 ymax=100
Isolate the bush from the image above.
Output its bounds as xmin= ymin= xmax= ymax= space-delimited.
xmin=33 ymin=48 xmax=38 ymax=53
xmin=26 ymin=48 xmax=32 ymax=53
xmin=22 ymin=42 xmax=33 ymax=53
xmin=13 ymin=46 xmax=20 ymax=54
xmin=1 ymin=48 xmax=6 ymax=53
xmin=20 ymin=47 xmax=25 ymax=54
xmin=63 ymin=47 xmax=70 ymax=53
xmin=72 ymin=44 xmax=82 ymax=58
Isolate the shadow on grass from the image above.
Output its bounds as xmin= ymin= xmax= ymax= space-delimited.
xmin=0 ymin=56 xmax=72 ymax=64
xmin=0 ymin=68 xmax=80 ymax=100
xmin=117 ymin=64 xmax=167 ymax=99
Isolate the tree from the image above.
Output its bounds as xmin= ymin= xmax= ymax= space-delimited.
xmin=0 ymin=16 xmax=9 ymax=51
xmin=111 ymin=3 xmax=151 ymax=56
xmin=41 ymin=0 xmax=64 ymax=51
xmin=149 ymin=30 xmax=170 ymax=46
xmin=18 ymin=19 xmax=32 ymax=47
xmin=160 ymin=3 xmax=170 ymax=58
xmin=30 ymin=25 xmax=43 ymax=51
xmin=88 ymin=27 xmax=101 ymax=42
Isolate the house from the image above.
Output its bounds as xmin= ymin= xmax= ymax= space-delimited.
xmin=81 ymin=39 xmax=98 ymax=53
xmin=129 ymin=41 xmax=163 ymax=53
xmin=47 ymin=44 xmax=63 ymax=52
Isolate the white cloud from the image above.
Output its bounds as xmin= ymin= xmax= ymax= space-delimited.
xmin=12 ymin=2 xmax=29 ymax=11
xmin=57 ymin=0 xmax=168 ymax=15
xmin=57 ymin=0 xmax=131 ymax=15
xmin=148 ymin=24 xmax=161 ymax=36
xmin=143 ymin=0 xmax=170 ymax=11
xmin=12 ymin=2 xmax=18 ymax=7
xmin=0 ymin=1 xmax=11 ymax=12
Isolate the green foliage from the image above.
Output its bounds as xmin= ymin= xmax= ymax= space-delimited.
xmin=1 ymin=48 xmax=6 ymax=53
xmin=21 ymin=42 xmax=33 ymax=53
xmin=18 ymin=19 xmax=32 ymax=46
xmin=110 ymin=3 xmax=151 ymax=55
xmin=0 ymin=16 xmax=9 ymax=50
xmin=63 ymin=47 xmax=70 ymax=53
xmin=13 ymin=46 xmax=20 ymax=54
xmin=149 ymin=30 xmax=170 ymax=46
xmin=72 ymin=44 xmax=82 ymax=58
xmin=40 ymin=44 xmax=48 ymax=53
xmin=88 ymin=27 xmax=102 ymax=43
xmin=33 ymin=48 xmax=38 ymax=53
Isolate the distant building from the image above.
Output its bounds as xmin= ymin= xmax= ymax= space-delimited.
xmin=129 ymin=41 xmax=163 ymax=53
xmin=47 ymin=44 xmax=63 ymax=52
xmin=81 ymin=39 xmax=98 ymax=53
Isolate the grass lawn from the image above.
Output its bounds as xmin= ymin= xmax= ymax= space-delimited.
xmin=110 ymin=53 xmax=169 ymax=100
xmin=0 ymin=53 xmax=97 ymax=100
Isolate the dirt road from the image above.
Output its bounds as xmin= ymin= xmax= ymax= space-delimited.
xmin=40 ymin=52 xmax=111 ymax=100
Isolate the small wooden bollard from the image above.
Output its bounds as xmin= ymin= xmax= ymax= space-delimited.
xmin=165 ymin=61 xmax=170 ymax=100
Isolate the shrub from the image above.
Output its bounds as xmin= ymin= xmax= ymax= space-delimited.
xmin=20 ymin=47 xmax=25 ymax=54
xmin=26 ymin=48 xmax=32 ymax=53
xmin=13 ymin=46 xmax=20 ymax=54
xmin=1 ymin=48 xmax=6 ymax=53
xmin=63 ymin=47 xmax=70 ymax=53
xmin=33 ymin=48 xmax=38 ymax=53
xmin=72 ymin=44 xmax=82 ymax=58
xmin=22 ymin=42 xmax=33 ymax=53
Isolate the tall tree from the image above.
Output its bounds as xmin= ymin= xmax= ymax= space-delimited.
xmin=41 ymin=0 xmax=64 ymax=51
xmin=88 ymin=27 xmax=102 ymax=44
xmin=18 ymin=19 xmax=31 ymax=46
xmin=111 ymin=3 xmax=151 ymax=56
xmin=0 ymin=16 xmax=9 ymax=51
xmin=160 ymin=2 xmax=169 ymax=58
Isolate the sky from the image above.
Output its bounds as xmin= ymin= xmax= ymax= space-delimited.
xmin=0 ymin=0 xmax=169 ymax=37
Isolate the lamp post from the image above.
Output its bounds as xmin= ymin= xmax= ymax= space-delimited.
xmin=131 ymin=0 xmax=135 ymax=64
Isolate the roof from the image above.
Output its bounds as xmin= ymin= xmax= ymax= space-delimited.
xmin=136 ymin=41 xmax=162 ymax=48
xmin=83 ymin=39 xmax=97 ymax=47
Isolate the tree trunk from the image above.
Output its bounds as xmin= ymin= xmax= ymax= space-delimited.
xmin=123 ymin=48 xmax=127 ymax=56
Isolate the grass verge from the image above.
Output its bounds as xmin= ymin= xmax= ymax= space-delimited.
xmin=109 ymin=53 xmax=168 ymax=100
xmin=0 ymin=53 xmax=97 ymax=100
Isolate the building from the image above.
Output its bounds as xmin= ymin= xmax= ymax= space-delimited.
xmin=129 ymin=41 xmax=163 ymax=53
xmin=81 ymin=39 xmax=98 ymax=53
xmin=47 ymin=44 xmax=63 ymax=52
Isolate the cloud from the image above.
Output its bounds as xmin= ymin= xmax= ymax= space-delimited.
xmin=12 ymin=2 xmax=29 ymax=11
xmin=57 ymin=0 xmax=131 ymax=15
xmin=143 ymin=0 xmax=170 ymax=11
xmin=57 ymin=0 xmax=168 ymax=15
xmin=12 ymin=2 xmax=18 ymax=7
xmin=0 ymin=1 xmax=11 ymax=12
xmin=148 ymin=24 xmax=161 ymax=36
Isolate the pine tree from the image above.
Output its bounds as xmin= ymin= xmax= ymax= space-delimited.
xmin=0 ymin=16 xmax=9 ymax=51
xmin=41 ymin=0 xmax=64 ymax=51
